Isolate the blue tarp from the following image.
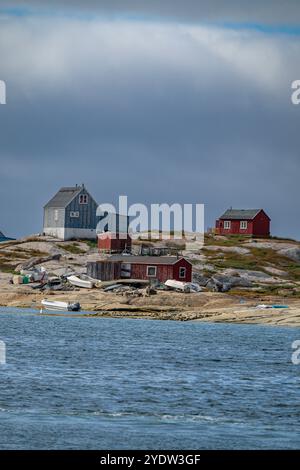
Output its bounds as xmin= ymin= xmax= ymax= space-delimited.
xmin=0 ymin=232 xmax=15 ymax=243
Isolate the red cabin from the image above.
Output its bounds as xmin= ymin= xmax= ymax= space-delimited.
xmin=109 ymin=255 xmax=192 ymax=283
xmin=216 ymin=209 xmax=270 ymax=237
xmin=98 ymin=232 xmax=132 ymax=253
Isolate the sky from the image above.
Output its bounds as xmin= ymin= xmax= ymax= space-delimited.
xmin=0 ymin=1 xmax=300 ymax=239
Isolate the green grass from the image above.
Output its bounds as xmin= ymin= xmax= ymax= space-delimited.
xmin=228 ymin=284 xmax=300 ymax=298
xmin=269 ymin=235 xmax=298 ymax=243
xmin=12 ymin=248 xmax=49 ymax=258
xmin=82 ymin=239 xmax=97 ymax=249
xmin=249 ymin=248 xmax=300 ymax=281
xmin=204 ymin=234 xmax=250 ymax=247
xmin=280 ymin=263 xmax=300 ymax=281
xmin=202 ymin=242 xmax=300 ymax=280
xmin=0 ymin=261 xmax=18 ymax=274
xmin=0 ymin=251 xmax=27 ymax=260
xmin=58 ymin=243 xmax=86 ymax=255
xmin=249 ymin=247 xmax=288 ymax=264
xmin=0 ymin=247 xmax=49 ymax=259
xmin=212 ymin=255 xmax=260 ymax=271
xmin=203 ymin=248 xmax=261 ymax=271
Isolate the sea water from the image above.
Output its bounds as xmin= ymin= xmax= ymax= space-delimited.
xmin=0 ymin=307 xmax=299 ymax=449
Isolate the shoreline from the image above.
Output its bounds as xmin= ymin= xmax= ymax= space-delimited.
xmin=1 ymin=234 xmax=300 ymax=327
xmin=0 ymin=288 xmax=300 ymax=327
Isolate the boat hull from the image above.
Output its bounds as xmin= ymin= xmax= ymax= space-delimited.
xmin=67 ymin=275 xmax=94 ymax=289
xmin=41 ymin=300 xmax=81 ymax=312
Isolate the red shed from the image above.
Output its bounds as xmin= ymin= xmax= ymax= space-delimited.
xmin=109 ymin=255 xmax=192 ymax=283
xmin=98 ymin=232 xmax=132 ymax=253
xmin=216 ymin=209 xmax=270 ymax=237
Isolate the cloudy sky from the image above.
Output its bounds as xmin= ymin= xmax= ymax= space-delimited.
xmin=0 ymin=1 xmax=299 ymax=238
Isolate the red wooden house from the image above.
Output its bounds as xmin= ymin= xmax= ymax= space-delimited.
xmin=98 ymin=232 xmax=132 ymax=253
xmin=109 ymin=255 xmax=192 ymax=283
xmin=216 ymin=209 xmax=270 ymax=237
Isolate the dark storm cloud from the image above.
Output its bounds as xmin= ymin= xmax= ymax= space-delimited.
xmin=2 ymin=0 xmax=300 ymax=25
xmin=0 ymin=14 xmax=299 ymax=238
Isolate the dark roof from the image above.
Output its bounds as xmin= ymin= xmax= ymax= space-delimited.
xmin=219 ymin=209 xmax=266 ymax=220
xmin=108 ymin=255 xmax=191 ymax=265
xmin=44 ymin=186 xmax=83 ymax=208
xmin=0 ymin=231 xmax=4 ymax=238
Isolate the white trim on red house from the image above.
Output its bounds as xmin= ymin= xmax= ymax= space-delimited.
xmin=179 ymin=267 xmax=186 ymax=278
xmin=147 ymin=266 xmax=157 ymax=277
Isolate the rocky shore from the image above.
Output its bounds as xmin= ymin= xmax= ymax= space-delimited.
xmin=0 ymin=234 xmax=300 ymax=326
xmin=1 ymin=274 xmax=300 ymax=326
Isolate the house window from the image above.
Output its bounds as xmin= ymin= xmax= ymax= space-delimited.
xmin=79 ymin=194 xmax=88 ymax=205
xmin=224 ymin=220 xmax=231 ymax=229
xmin=240 ymin=220 xmax=248 ymax=230
xmin=147 ymin=266 xmax=157 ymax=277
xmin=54 ymin=210 xmax=58 ymax=222
xmin=179 ymin=267 xmax=186 ymax=279
xmin=70 ymin=211 xmax=79 ymax=218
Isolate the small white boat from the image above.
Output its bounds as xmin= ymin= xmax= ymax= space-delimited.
xmin=165 ymin=279 xmax=189 ymax=292
xmin=41 ymin=299 xmax=81 ymax=312
xmin=67 ymin=275 xmax=94 ymax=289
xmin=165 ymin=279 xmax=201 ymax=293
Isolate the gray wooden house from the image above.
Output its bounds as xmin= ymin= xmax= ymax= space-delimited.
xmin=43 ymin=185 xmax=98 ymax=240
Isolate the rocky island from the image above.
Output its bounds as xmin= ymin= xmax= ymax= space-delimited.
xmin=0 ymin=234 xmax=300 ymax=326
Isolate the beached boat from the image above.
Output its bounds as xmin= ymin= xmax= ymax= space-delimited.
xmin=255 ymin=304 xmax=289 ymax=310
xmin=41 ymin=299 xmax=81 ymax=312
xmin=67 ymin=275 xmax=94 ymax=289
xmin=165 ymin=279 xmax=201 ymax=293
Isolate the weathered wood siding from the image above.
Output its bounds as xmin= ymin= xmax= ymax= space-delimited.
xmin=65 ymin=188 xmax=98 ymax=230
xmin=252 ymin=211 xmax=271 ymax=237
xmin=98 ymin=233 xmax=132 ymax=253
xmin=129 ymin=259 xmax=192 ymax=283
xmin=216 ymin=210 xmax=270 ymax=237
xmin=44 ymin=207 xmax=65 ymax=228
xmin=87 ymin=261 xmax=121 ymax=281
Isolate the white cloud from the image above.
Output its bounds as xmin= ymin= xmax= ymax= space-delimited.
xmin=2 ymin=0 xmax=300 ymax=25
xmin=0 ymin=13 xmax=299 ymax=238
xmin=0 ymin=16 xmax=299 ymax=98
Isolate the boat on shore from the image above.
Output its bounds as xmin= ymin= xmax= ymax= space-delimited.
xmin=67 ymin=275 xmax=94 ymax=289
xmin=165 ymin=279 xmax=201 ymax=293
xmin=40 ymin=299 xmax=81 ymax=312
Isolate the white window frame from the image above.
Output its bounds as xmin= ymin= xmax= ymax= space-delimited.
xmin=54 ymin=209 xmax=59 ymax=222
xmin=147 ymin=266 xmax=157 ymax=277
xmin=70 ymin=211 xmax=80 ymax=218
xmin=240 ymin=220 xmax=248 ymax=230
xmin=79 ymin=194 xmax=88 ymax=205
xmin=224 ymin=220 xmax=231 ymax=229
xmin=179 ymin=267 xmax=186 ymax=279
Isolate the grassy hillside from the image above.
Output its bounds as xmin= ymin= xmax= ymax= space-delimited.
xmin=0 ymin=233 xmax=299 ymax=298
